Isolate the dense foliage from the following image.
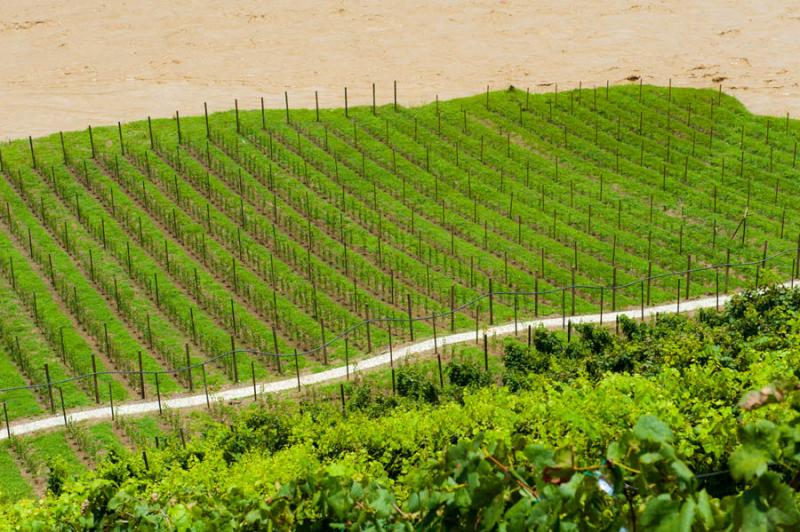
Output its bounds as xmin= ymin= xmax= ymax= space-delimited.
xmin=0 ymin=286 xmax=798 ymax=529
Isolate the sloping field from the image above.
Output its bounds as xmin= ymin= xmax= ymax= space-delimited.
xmin=0 ymin=85 xmax=798 ymax=498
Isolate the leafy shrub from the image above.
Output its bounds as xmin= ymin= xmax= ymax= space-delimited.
xmin=446 ymin=358 xmax=490 ymax=388
xmin=576 ymin=322 xmax=616 ymax=353
xmin=45 ymin=458 xmax=68 ymax=496
xmin=503 ymin=339 xmax=550 ymax=391
xmin=396 ymin=365 xmax=438 ymax=403
xmin=617 ymin=315 xmax=643 ymax=341
xmin=531 ymin=327 xmax=563 ymax=355
xmin=219 ymin=408 xmax=290 ymax=463
xmin=503 ymin=339 xmax=536 ymax=373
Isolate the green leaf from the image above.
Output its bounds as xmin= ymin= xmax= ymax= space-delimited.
xmin=639 ymin=452 xmax=665 ymax=465
xmin=606 ymin=441 xmax=622 ymax=462
xmin=729 ymin=445 xmax=771 ymax=481
xmin=368 ymin=489 xmax=395 ymax=518
xmin=670 ymin=460 xmax=694 ymax=484
xmin=325 ymin=463 xmax=348 ymax=478
xmin=523 ymin=444 xmax=554 ymax=471
xmin=734 ymin=489 xmax=768 ymax=530
xmin=633 ymin=416 xmax=673 ymax=444
xmin=695 ymin=490 xmax=715 ymax=527
xmin=678 ymin=499 xmax=696 ymax=531
xmin=641 ymin=494 xmax=681 ymax=530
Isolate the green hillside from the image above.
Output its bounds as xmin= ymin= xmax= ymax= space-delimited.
xmin=0 ymin=85 xmax=799 ymax=523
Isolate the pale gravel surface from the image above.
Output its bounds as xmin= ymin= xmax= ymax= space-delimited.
xmin=2 ymin=1 xmax=800 ymax=140
xmin=4 ymin=283 xmax=793 ymax=440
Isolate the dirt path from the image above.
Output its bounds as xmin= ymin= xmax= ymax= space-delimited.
xmin=2 ymin=280 xmax=795 ymax=440
xmin=2 ymin=1 xmax=799 ymax=140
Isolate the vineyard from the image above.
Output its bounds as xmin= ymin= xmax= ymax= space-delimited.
xmin=0 ymin=285 xmax=799 ymax=527
xmin=0 ymin=83 xmax=799 ymax=520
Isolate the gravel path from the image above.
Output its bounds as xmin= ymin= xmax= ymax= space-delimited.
xmin=0 ymin=284 xmax=789 ymax=440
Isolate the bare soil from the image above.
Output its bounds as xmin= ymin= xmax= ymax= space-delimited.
xmin=1 ymin=1 xmax=799 ymax=140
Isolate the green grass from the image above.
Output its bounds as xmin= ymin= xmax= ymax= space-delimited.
xmin=0 ymin=443 xmax=32 ymax=503
xmin=86 ymin=422 xmax=128 ymax=458
xmin=26 ymin=432 xmax=85 ymax=478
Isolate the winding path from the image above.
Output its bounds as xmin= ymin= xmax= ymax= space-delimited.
xmin=0 ymin=283 xmax=789 ymax=440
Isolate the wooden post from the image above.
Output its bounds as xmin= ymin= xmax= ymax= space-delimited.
xmin=58 ymin=387 xmax=67 ymax=427
xmin=294 ymin=349 xmax=301 ymax=391
xmin=450 ymin=285 xmax=455 ymax=333
xmin=725 ymin=248 xmax=731 ymax=293
xmin=715 ymin=268 xmax=720 ymax=311
xmin=60 ymin=131 xmax=68 ymax=163
xmin=611 ymin=267 xmax=617 ymax=312
xmin=488 ymin=278 xmax=494 ymax=325
xmin=91 ymin=353 xmax=99 ymax=404
xmin=483 ymin=333 xmax=489 ymax=372
xmin=571 ymin=268 xmax=576 ymax=316
xmin=272 ymin=325 xmax=281 ymax=374
xmin=108 ymin=382 xmax=114 ymax=422
xmin=365 ymin=306 xmax=372 ymax=353
xmin=475 ymin=304 xmax=480 ymax=344
xmin=406 ymin=293 xmax=414 ymax=340
xmin=344 ymin=336 xmax=350 ymax=380
xmin=388 ymin=322 xmax=395 ymax=368
xmin=251 ymin=361 xmax=257 ymax=401
xmin=202 ymin=364 xmax=210 ymax=409
xmin=284 ymin=91 xmax=290 ymax=124
xmin=138 ymin=351 xmax=145 ymax=399
xmin=432 ymin=314 xmax=438 ymax=355
xmin=155 ymin=373 xmax=162 ymax=415
xmin=27 ymin=136 xmax=37 ymax=169
xmin=339 ymin=383 xmax=346 ymax=416
xmin=231 ymin=336 xmax=238 ymax=384
xmin=117 ymin=122 xmax=124 ymax=155
xmin=796 ymin=233 xmax=800 ymax=280
xmin=176 ymin=110 xmax=183 ymax=143
xmin=261 ymin=97 xmax=266 ymax=129
xmin=513 ymin=295 xmax=518 ymax=335
xmin=204 ymin=102 xmax=210 ymax=138
xmin=320 ymin=319 xmax=328 ymax=364
xmin=315 ymin=91 xmax=320 ymax=122
xmin=185 ymin=344 xmax=193 ymax=392
xmin=3 ymin=402 xmax=9 ymax=438
xmin=44 ymin=363 xmax=55 ymax=413
xmin=685 ymin=254 xmax=691 ymax=299
xmin=676 ymin=279 xmax=681 ymax=314
xmin=435 ymin=338 xmax=443 ymax=389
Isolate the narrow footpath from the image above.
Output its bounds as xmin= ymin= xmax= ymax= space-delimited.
xmin=1 ymin=283 xmax=790 ymax=440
